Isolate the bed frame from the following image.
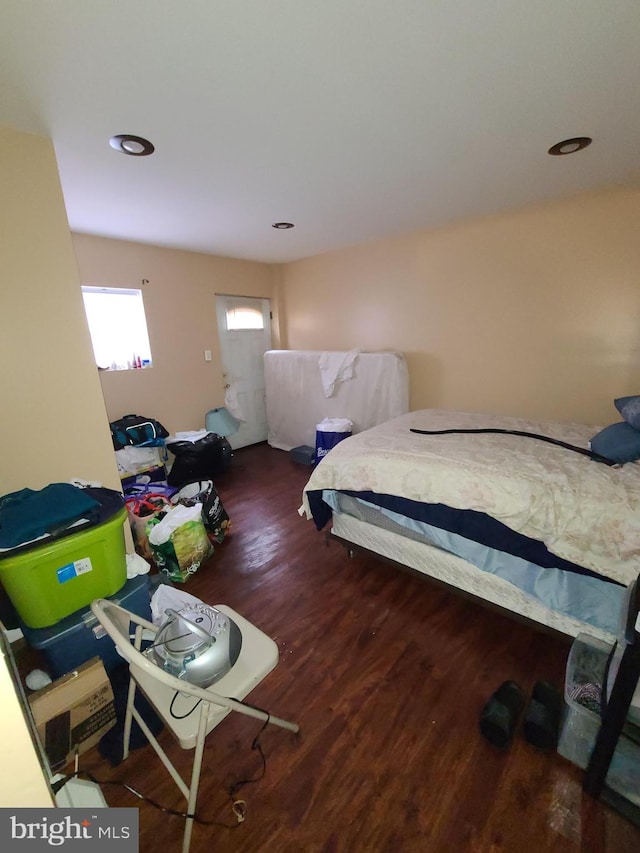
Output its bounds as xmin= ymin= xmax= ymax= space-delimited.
xmin=328 ymin=512 xmax=615 ymax=644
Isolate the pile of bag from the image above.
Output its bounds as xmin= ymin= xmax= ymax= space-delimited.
xmin=125 ymin=480 xmax=230 ymax=583
xmin=166 ymin=432 xmax=230 ymax=488
xmin=110 ymin=413 xmax=169 ymax=450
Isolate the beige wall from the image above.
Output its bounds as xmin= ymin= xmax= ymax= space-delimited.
xmin=71 ymin=234 xmax=278 ymax=434
xmin=0 ymin=648 xmax=53 ymax=806
xmin=0 ymin=644 xmax=53 ymax=808
xmin=280 ymin=187 xmax=640 ymax=426
xmin=0 ymin=127 xmax=121 ymax=493
xmin=0 ymin=124 xmax=123 ymax=807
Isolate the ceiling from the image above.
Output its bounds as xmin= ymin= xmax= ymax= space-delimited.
xmin=1 ymin=1 xmax=639 ymax=264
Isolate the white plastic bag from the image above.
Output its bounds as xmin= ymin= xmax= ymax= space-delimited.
xmin=126 ymin=552 xmax=151 ymax=579
xmin=148 ymin=503 xmax=202 ymax=546
xmin=150 ymin=585 xmax=204 ymax=625
xmin=315 ymin=417 xmax=353 ymax=433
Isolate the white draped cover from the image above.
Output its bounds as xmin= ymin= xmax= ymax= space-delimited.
xmin=264 ymin=350 xmax=409 ymax=451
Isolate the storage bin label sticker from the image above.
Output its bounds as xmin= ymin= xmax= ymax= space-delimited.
xmin=57 ymin=558 xmax=93 ymax=583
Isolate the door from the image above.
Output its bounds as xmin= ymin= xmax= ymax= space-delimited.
xmin=215 ymin=295 xmax=272 ymax=449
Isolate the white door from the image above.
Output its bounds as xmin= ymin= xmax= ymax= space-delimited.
xmin=215 ymin=295 xmax=272 ymax=449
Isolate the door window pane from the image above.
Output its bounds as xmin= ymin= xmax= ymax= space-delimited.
xmin=225 ymin=306 xmax=264 ymax=331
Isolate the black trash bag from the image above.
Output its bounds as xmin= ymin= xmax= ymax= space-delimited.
xmin=201 ymin=483 xmax=231 ymax=543
xmin=171 ymin=480 xmax=231 ymax=544
xmin=166 ymin=433 xmax=228 ymax=489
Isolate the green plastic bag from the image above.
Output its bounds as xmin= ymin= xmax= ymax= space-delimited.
xmin=147 ymin=503 xmax=213 ymax=583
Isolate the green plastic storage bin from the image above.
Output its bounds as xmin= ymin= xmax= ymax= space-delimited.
xmin=0 ymin=507 xmax=127 ymax=628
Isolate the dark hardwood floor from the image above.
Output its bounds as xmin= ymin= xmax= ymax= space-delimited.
xmin=75 ymin=443 xmax=639 ymax=852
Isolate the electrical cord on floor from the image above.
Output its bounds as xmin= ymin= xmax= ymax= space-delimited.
xmin=52 ymin=700 xmax=273 ymax=829
xmin=168 ymin=691 xmax=271 ymax=818
xmin=54 ymin=769 xmax=242 ymax=829
xmin=227 ymin=704 xmax=270 ymax=801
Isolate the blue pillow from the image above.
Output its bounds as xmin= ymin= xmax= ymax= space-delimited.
xmin=615 ymin=395 xmax=640 ymax=430
xmin=590 ymin=421 xmax=640 ymax=464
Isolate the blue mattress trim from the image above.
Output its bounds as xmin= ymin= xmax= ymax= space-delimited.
xmin=324 ymin=491 xmax=624 ymax=633
xmin=307 ymin=488 xmax=622 ymax=588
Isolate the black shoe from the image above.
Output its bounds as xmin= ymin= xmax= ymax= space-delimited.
xmin=479 ymin=680 xmax=526 ymax=749
xmin=523 ymin=680 xmax=563 ymax=750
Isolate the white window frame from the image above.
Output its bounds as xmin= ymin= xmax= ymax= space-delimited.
xmin=81 ymin=286 xmax=153 ymax=371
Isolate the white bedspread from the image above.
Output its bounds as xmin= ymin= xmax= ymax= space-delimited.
xmin=302 ymin=409 xmax=640 ymax=586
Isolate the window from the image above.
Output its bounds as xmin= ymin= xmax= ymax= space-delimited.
xmin=225 ymin=306 xmax=264 ymax=330
xmin=82 ymin=287 xmax=152 ymax=370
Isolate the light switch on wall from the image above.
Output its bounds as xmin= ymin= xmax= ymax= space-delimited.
xmin=204 ymin=350 xmax=212 ymax=361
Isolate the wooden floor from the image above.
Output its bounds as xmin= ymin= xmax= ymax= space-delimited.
xmin=75 ymin=442 xmax=639 ymax=853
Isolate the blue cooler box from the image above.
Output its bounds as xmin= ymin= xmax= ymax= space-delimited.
xmin=21 ymin=575 xmax=151 ymax=678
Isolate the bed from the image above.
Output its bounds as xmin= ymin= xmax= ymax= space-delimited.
xmin=300 ymin=409 xmax=640 ymax=643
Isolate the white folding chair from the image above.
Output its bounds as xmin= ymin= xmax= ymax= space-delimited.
xmin=91 ymin=598 xmax=299 ymax=853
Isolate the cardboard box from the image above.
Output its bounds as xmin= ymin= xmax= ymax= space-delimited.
xmin=28 ymin=656 xmax=116 ymax=771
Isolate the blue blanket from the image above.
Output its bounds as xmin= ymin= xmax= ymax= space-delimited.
xmin=0 ymin=484 xmax=100 ymax=549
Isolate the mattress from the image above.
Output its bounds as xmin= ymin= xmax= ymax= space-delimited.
xmin=264 ymin=349 xmax=409 ymax=451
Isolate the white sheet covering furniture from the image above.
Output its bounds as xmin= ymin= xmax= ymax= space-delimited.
xmin=264 ymin=349 xmax=409 ymax=451
xmin=301 ymin=409 xmax=640 ymax=642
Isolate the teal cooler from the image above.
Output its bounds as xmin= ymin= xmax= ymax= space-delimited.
xmin=0 ymin=488 xmax=127 ymax=629
xmin=20 ymin=575 xmax=151 ymax=677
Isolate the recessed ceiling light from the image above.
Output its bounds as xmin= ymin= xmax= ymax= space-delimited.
xmin=548 ymin=137 xmax=592 ymax=156
xmin=109 ymin=134 xmax=155 ymax=156
xmin=272 ymin=222 xmax=294 ymax=229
